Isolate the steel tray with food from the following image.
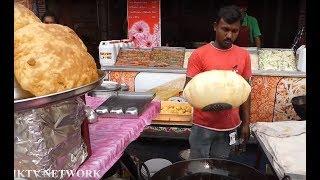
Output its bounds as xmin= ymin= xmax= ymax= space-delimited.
xmin=14 ymin=70 xmax=106 ymax=111
xmin=95 ymin=92 xmax=155 ymax=119
xmin=116 ymin=47 xmax=152 ymax=66
xmin=154 ymin=101 xmax=193 ymax=122
xmin=150 ymin=47 xmax=186 ymax=68
xmin=258 ymin=48 xmax=297 ymax=71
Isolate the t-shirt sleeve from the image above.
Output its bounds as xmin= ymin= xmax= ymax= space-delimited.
xmin=252 ymin=17 xmax=262 ymax=38
xmin=186 ymin=51 xmax=202 ymax=78
xmin=242 ymin=52 xmax=252 ymax=80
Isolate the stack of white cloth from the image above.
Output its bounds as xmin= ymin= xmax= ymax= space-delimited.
xmin=251 ymin=121 xmax=306 ymax=179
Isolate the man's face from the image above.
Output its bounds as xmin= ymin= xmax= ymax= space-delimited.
xmin=214 ymin=18 xmax=241 ymax=49
xmin=43 ymin=16 xmax=56 ymax=24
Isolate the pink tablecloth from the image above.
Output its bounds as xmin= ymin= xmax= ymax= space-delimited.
xmin=70 ymin=95 xmax=160 ymax=180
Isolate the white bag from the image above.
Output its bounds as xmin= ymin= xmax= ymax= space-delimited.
xmin=99 ymin=40 xmax=134 ymax=67
xmin=98 ymin=41 xmax=117 ymax=67
xmin=296 ymin=45 xmax=306 ymax=72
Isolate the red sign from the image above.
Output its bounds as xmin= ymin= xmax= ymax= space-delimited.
xmin=127 ymin=0 xmax=161 ymax=48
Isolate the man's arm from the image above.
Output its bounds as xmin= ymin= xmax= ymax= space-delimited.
xmin=184 ymin=77 xmax=192 ymax=89
xmin=252 ymin=17 xmax=262 ymax=48
xmin=179 ymin=76 xmax=192 ymax=96
xmin=240 ymin=78 xmax=251 ymax=143
xmin=254 ymin=36 xmax=261 ymax=48
xmin=181 ymin=51 xmax=201 ymax=96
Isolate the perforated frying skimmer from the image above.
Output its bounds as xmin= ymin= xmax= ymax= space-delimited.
xmin=201 ymin=103 xmax=232 ymax=112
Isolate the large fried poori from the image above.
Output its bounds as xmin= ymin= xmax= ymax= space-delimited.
xmin=14 ymin=23 xmax=98 ymax=96
xmin=14 ymin=2 xmax=41 ymax=31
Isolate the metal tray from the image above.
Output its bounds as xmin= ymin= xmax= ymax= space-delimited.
xmin=87 ymin=85 xmax=129 ymax=99
xmin=257 ymin=48 xmax=294 ymax=54
xmin=87 ymin=90 xmax=118 ymax=99
xmin=258 ymin=48 xmax=293 ymax=51
xmin=152 ymin=46 xmax=186 ymax=51
xmin=14 ymin=70 xmax=106 ymax=111
xmin=95 ymin=91 xmax=155 ymax=119
xmin=94 ymin=81 xmax=120 ymax=92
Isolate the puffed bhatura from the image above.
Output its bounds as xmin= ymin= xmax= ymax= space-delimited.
xmin=183 ymin=70 xmax=251 ymax=109
xmin=14 ymin=3 xmax=41 ymax=31
xmin=14 ymin=23 xmax=98 ymax=96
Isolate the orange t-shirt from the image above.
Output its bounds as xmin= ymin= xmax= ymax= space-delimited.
xmin=186 ymin=43 xmax=252 ymax=131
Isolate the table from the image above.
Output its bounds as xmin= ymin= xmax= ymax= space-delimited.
xmin=251 ymin=121 xmax=306 ymax=180
xmin=70 ymin=95 xmax=161 ymax=180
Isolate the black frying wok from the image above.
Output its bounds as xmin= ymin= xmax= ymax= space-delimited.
xmin=150 ymin=158 xmax=266 ymax=180
xmin=291 ymin=95 xmax=306 ymax=120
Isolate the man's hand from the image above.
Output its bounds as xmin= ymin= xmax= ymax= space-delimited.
xmin=255 ymin=36 xmax=261 ymax=48
xmin=240 ymin=123 xmax=250 ymax=144
xmin=240 ymin=78 xmax=251 ymax=144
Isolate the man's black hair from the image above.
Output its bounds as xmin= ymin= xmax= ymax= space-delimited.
xmin=41 ymin=12 xmax=57 ymax=22
xmin=216 ymin=5 xmax=242 ymax=24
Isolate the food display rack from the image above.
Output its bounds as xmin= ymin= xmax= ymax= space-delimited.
xmin=99 ymin=47 xmax=306 ymax=139
xmin=102 ymin=65 xmax=305 ymax=77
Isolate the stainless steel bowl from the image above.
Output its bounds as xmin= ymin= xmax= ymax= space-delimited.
xmin=125 ymin=107 xmax=138 ymax=115
xmin=96 ymin=81 xmax=120 ymax=91
xmin=110 ymin=107 xmax=124 ymax=114
xmin=95 ymin=106 xmax=109 ymax=114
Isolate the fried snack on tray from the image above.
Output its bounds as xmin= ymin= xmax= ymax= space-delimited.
xmin=14 ymin=2 xmax=41 ymax=31
xmin=14 ymin=23 xmax=98 ymax=96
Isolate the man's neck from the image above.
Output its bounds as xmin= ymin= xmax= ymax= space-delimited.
xmin=211 ymin=41 xmax=232 ymax=50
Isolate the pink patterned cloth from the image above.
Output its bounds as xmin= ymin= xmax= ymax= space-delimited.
xmin=70 ymin=95 xmax=160 ymax=180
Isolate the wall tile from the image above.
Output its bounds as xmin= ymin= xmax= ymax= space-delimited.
xmin=250 ymin=76 xmax=282 ymax=123
xmin=273 ymin=78 xmax=306 ymax=121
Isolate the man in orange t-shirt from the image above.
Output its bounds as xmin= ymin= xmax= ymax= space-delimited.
xmin=185 ymin=5 xmax=252 ymax=159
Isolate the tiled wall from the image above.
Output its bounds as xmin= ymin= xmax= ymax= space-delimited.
xmin=250 ymin=76 xmax=306 ymax=123
xmin=273 ymin=78 xmax=306 ymax=121
xmin=250 ymin=76 xmax=282 ymax=123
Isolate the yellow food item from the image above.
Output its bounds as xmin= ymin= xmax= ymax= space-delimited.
xmin=14 ymin=23 xmax=98 ymax=96
xmin=14 ymin=3 xmax=41 ymax=31
xmin=160 ymin=101 xmax=193 ymax=115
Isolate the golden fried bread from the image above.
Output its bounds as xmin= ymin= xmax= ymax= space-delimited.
xmin=14 ymin=23 xmax=98 ymax=96
xmin=14 ymin=3 xmax=41 ymax=31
